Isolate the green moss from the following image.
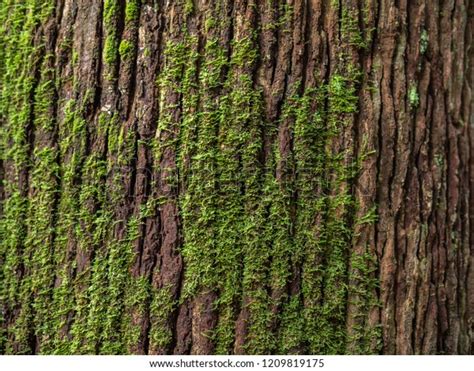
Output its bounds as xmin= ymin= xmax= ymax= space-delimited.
xmin=231 ymin=36 xmax=258 ymax=68
xmin=339 ymin=4 xmax=374 ymax=50
xmin=184 ymin=0 xmax=194 ymax=15
xmin=27 ymin=145 xmax=60 ymax=352
xmin=104 ymin=35 xmax=119 ymax=65
xmin=103 ymin=0 xmax=121 ymax=69
xmin=356 ymin=206 xmax=378 ymax=225
xmin=148 ymin=286 xmax=175 ymax=350
xmin=0 ymin=0 xmax=386 ymax=355
xmin=205 ymin=18 xmax=217 ymax=33
xmin=420 ymin=29 xmax=429 ymax=55
xmin=100 ymin=220 xmax=137 ymax=354
xmin=122 ymin=275 xmax=151 ymax=352
xmin=179 ymin=34 xmax=221 ymax=299
xmin=214 ymin=39 xmax=266 ymax=353
xmin=150 ymin=32 xmax=201 ymax=352
xmin=69 ymin=153 xmax=110 ymax=354
xmin=346 ymin=231 xmax=381 ymax=354
xmin=328 ymin=74 xmax=359 ymax=116
xmin=119 ymin=39 xmax=133 ymax=61
xmin=0 ymin=0 xmax=60 ymax=354
xmin=435 ymin=154 xmax=444 ymax=168
xmin=76 ymin=250 xmax=108 ymax=354
xmin=277 ymin=87 xmax=326 ymax=354
xmin=278 ymin=296 xmax=305 ymax=354
xmin=72 ymin=49 xmax=79 ymax=66
xmin=125 ymin=0 xmax=140 ymax=23
xmin=408 ymin=84 xmax=419 ymax=109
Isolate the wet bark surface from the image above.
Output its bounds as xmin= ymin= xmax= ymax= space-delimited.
xmin=0 ymin=0 xmax=472 ymax=354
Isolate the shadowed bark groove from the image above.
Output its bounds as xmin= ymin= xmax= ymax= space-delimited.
xmin=0 ymin=0 xmax=472 ymax=355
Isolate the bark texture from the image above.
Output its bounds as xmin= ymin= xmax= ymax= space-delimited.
xmin=0 ymin=0 xmax=473 ymax=355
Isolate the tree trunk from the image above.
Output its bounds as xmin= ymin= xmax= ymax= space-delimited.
xmin=0 ymin=0 xmax=472 ymax=355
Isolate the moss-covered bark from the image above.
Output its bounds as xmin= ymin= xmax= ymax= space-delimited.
xmin=0 ymin=0 xmax=472 ymax=355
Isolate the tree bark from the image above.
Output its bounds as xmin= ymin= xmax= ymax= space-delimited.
xmin=0 ymin=0 xmax=472 ymax=355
